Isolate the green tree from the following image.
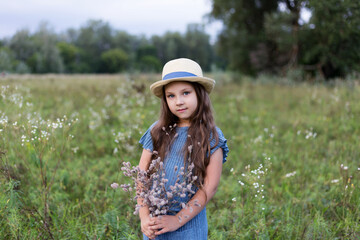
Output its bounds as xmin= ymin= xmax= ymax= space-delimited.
xmin=57 ymin=42 xmax=80 ymax=73
xmin=184 ymin=24 xmax=213 ymax=71
xmin=301 ymin=0 xmax=360 ymax=78
xmin=135 ymin=45 xmax=161 ymax=72
xmin=152 ymin=32 xmax=187 ymax=65
xmin=0 ymin=47 xmax=14 ymax=72
xmin=75 ymin=20 xmax=114 ymax=73
xmin=1 ymin=42 xmax=31 ymax=73
xmin=100 ymin=48 xmax=128 ymax=73
xmin=210 ymin=0 xmax=279 ymax=74
xmin=9 ymin=29 xmax=36 ymax=63
xmin=29 ymin=22 xmax=64 ymax=73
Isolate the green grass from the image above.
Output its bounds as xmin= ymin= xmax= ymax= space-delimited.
xmin=0 ymin=74 xmax=360 ymax=239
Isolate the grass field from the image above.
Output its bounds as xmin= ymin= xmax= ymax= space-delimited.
xmin=1 ymin=74 xmax=360 ymax=239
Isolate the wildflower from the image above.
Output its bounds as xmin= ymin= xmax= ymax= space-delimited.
xmin=72 ymin=147 xmax=79 ymax=154
xmin=232 ymin=197 xmax=236 ymax=202
xmin=113 ymin=147 xmax=118 ymax=154
xmin=188 ymin=145 xmax=193 ymax=153
xmin=331 ymin=179 xmax=339 ymax=183
xmin=120 ymin=149 xmax=202 ymax=217
xmin=253 ymin=135 xmax=263 ymax=143
xmin=230 ymin=168 xmax=234 ymax=172
xmin=285 ymin=171 xmax=297 ymax=178
xmin=238 ymin=181 xmax=244 ymax=186
xmin=111 ymin=183 xmax=119 ymax=189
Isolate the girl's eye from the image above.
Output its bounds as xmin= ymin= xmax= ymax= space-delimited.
xmin=167 ymin=94 xmax=174 ymax=98
xmin=183 ymin=91 xmax=190 ymax=96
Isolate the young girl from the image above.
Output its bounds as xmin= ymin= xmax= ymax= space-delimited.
xmin=138 ymin=58 xmax=229 ymax=240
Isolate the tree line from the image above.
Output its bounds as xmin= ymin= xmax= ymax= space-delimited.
xmin=1 ymin=0 xmax=359 ymax=79
xmin=0 ymin=21 xmax=214 ymax=74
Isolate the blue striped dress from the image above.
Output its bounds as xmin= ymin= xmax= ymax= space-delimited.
xmin=139 ymin=122 xmax=229 ymax=240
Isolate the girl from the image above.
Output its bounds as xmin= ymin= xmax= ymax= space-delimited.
xmin=138 ymin=58 xmax=229 ymax=240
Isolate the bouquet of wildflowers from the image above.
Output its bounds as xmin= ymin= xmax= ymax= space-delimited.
xmin=119 ymin=150 xmax=200 ymax=218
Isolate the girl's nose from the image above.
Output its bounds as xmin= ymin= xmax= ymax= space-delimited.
xmin=176 ymin=96 xmax=184 ymax=105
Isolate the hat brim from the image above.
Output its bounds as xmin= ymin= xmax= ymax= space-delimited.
xmin=150 ymin=76 xmax=215 ymax=98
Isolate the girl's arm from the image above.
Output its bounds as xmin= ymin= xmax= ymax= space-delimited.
xmin=150 ymin=148 xmax=224 ymax=235
xmin=138 ymin=149 xmax=156 ymax=239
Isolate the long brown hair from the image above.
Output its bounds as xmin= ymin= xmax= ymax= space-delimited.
xmin=150 ymin=81 xmax=219 ymax=187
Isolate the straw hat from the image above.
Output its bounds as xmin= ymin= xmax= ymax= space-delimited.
xmin=150 ymin=58 xmax=215 ymax=98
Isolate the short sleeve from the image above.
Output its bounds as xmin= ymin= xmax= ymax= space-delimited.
xmin=139 ymin=122 xmax=157 ymax=152
xmin=210 ymin=127 xmax=229 ymax=164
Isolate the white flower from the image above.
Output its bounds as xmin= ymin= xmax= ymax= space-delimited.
xmin=253 ymin=135 xmax=263 ymax=143
xmin=72 ymin=147 xmax=79 ymax=154
xmin=230 ymin=168 xmax=234 ymax=172
xmin=331 ymin=179 xmax=339 ymax=183
xmin=113 ymin=147 xmax=118 ymax=154
xmin=285 ymin=171 xmax=297 ymax=178
xmin=232 ymin=197 xmax=236 ymax=202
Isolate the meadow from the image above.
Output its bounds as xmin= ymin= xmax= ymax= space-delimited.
xmin=0 ymin=74 xmax=359 ymax=239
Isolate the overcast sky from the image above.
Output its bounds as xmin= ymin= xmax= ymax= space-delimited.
xmin=0 ymin=0 xmax=223 ymax=41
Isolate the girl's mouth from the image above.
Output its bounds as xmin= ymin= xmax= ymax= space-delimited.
xmin=177 ymin=108 xmax=187 ymax=113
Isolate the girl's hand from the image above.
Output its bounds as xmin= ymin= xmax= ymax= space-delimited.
xmin=151 ymin=215 xmax=181 ymax=235
xmin=141 ymin=215 xmax=156 ymax=239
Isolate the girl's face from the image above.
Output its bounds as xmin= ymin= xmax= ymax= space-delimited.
xmin=164 ymin=81 xmax=198 ymax=127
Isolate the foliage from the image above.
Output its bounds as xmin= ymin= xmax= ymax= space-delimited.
xmin=0 ymin=47 xmax=15 ymax=72
xmin=57 ymin=42 xmax=81 ymax=73
xmin=0 ymin=20 xmax=215 ymax=74
xmin=100 ymin=48 xmax=129 ymax=73
xmin=210 ymin=0 xmax=279 ymax=74
xmin=28 ymin=22 xmax=64 ymax=73
xmin=0 ymin=75 xmax=360 ymax=239
xmin=301 ymin=0 xmax=360 ymax=78
xmin=136 ymin=45 xmax=161 ymax=72
xmin=210 ymin=0 xmax=360 ymax=79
